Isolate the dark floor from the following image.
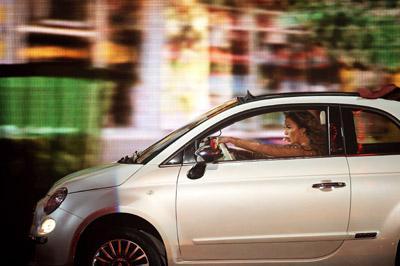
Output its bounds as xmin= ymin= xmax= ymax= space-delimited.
xmin=5 ymin=204 xmax=35 ymax=265
xmin=1 ymin=138 xmax=66 ymax=265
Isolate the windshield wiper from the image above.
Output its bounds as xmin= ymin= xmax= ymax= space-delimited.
xmin=118 ymin=150 xmax=141 ymax=164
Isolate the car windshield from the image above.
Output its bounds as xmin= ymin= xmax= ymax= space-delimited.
xmin=136 ymin=98 xmax=238 ymax=164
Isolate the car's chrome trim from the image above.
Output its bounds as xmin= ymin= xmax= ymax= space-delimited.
xmin=192 ymin=232 xmax=352 ymax=245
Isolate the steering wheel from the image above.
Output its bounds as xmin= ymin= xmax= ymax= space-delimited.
xmin=218 ymin=142 xmax=236 ymax=161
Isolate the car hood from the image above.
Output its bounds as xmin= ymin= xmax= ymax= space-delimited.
xmin=50 ymin=163 xmax=143 ymax=194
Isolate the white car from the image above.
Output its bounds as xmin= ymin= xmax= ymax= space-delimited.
xmin=30 ymin=88 xmax=400 ymax=266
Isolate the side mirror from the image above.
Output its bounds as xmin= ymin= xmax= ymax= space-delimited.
xmin=187 ymin=144 xmax=222 ymax=180
xmin=187 ymin=162 xmax=206 ymax=179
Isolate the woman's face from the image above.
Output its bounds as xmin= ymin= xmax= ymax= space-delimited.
xmin=284 ymin=117 xmax=305 ymax=144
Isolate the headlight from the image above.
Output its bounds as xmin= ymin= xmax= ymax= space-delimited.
xmin=38 ymin=218 xmax=56 ymax=235
xmin=44 ymin=187 xmax=68 ymax=215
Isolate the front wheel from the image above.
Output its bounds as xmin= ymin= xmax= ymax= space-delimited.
xmin=77 ymin=227 xmax=164 ymax=266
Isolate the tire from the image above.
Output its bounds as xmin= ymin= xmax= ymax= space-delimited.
xmin=76 ymin=227 xmax=164 ymax=266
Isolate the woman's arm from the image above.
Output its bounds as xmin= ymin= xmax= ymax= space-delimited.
xmin=218 ymin=137 xmax=315 ymax=157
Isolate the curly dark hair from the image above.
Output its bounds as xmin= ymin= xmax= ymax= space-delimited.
xmin=284 ymin=111 xmax=327 ymax=156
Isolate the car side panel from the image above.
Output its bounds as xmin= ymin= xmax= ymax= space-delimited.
xmin=42 ymin=164 xmax=182 ymax=266
xmin=346 ymin=155 xmax=400 ymax=263
xmin=177 ymin=157 xmax=351 ymax=261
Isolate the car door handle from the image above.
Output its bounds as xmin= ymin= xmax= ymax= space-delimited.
xmin=312 ymin=182 xmax=346 ymax=189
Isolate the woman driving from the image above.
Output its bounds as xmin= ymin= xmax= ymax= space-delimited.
xmin=218 ymin=111 xmax=327 ymax=157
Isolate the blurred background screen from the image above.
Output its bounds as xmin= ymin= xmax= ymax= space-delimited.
xmin=1 ymin=0 xmax=399 ymax=263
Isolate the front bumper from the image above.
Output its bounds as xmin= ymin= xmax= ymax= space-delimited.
xmin=30 ymin=199 xmax=83 ymax=266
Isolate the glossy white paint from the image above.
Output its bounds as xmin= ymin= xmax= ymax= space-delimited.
xmin=30 ymin=95 xmax=400 ymax=266
xmin=177 ymin=157 xmax=351 ymax=260
xmin=50 ymin=163 xmax=143 ymax=193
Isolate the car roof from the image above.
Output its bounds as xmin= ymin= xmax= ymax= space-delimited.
xmin=236 ymin=91 xmax=358 ymax=104
xmin=237 ymin=85 xmax=400 ymax=105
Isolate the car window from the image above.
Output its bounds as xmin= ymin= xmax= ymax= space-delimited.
xmin=346 ymin=108 xmax=400 ymax=155
xmin=191 ymin=107 xmax=329 ymax=163
xmin=137 ymin=98 xmax=238 ymax=164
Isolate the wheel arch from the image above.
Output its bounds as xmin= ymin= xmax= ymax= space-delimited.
xmin=74 ymin=212 xmax=167 ymax=264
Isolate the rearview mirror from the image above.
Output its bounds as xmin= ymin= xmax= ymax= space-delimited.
xmin=194 ymin=145 xmax=222 ymax=163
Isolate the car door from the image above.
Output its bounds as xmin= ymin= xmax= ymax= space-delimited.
xmin=342 ymin=106 xmax=400 ymax=264
xmin=176 ymin=105 xmax=351 ymax=261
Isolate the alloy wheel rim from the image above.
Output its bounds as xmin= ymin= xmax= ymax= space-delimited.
xmin=92 ymin=239 xmax=149 ymax=266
